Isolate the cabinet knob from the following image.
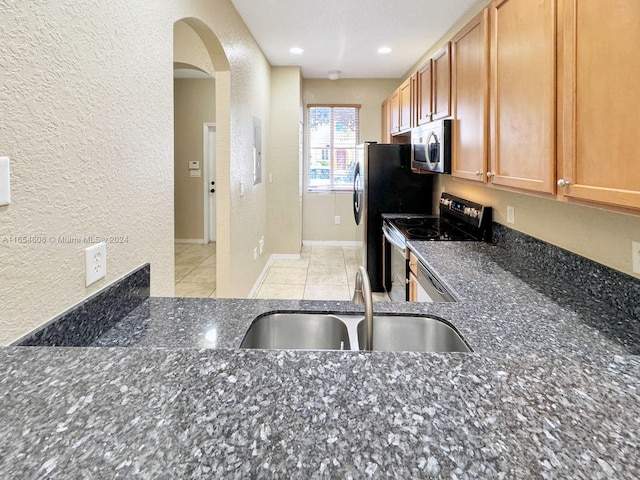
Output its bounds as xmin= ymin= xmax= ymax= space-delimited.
xmin=557 ymin=179 xmax=570 ymax=187
xmin=486 ymin=171 xmax=495 ymax=178
xmin=474 ymin=170 xmax=483 ymax=176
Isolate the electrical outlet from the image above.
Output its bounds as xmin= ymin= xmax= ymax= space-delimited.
xmin=633 ymin=241 xmax=640 ymax=274
xmin=85 ymin=242 xmax=106 ymax=287
xmin=253 ymin=247 xmax=258 ymax=261
xmin=506 ymin=206 xmax=515 ymax=224
xmin=259 ymin=236 xmax=264 ymax=255
xmin=334 ymin=216 xmax=341 ymax=225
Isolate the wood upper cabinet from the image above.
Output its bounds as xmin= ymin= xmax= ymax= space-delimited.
xmin=381 ymin=97 xmax=390 ymax=143
xmin=559 ymin=0 xmax=640 ymax=211
xmin=389 ymin=89 xmax=400 ymax=134
xmin=417 ymin=60 xmax=432 ymax=125
xmin=451 ymin=9 xmax=489 ymax=182
xmin=398 ymin=75 xmax=415 ymax=133
xmin=489 ymin=0 xmax=556 ymax=194
xmin=432 ymin=43 xmax=451 ymax=121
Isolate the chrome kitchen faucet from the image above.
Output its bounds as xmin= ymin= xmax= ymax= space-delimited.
xmin=352 ymin=266 xmax=373 ymax=350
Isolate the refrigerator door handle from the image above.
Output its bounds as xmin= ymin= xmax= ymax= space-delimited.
xmin=353 ymin=163 xmax=362 ymax=225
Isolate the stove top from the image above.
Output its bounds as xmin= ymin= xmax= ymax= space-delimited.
xmin=384 ymin=193 xmax=492 ymax=242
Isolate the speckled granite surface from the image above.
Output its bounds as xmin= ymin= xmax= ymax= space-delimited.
xmin=0 ymin=347 xmax=638 ymax=478
xmin=2 ymin=231 xmax=640 ymax=478
xmin=13 ymin=264 xmax=150 ymax=346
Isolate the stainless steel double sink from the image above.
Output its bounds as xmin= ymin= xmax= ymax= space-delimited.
xmin=240 ymin=312 xmax=471 ymax=352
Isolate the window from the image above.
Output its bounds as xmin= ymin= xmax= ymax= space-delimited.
xmin=307 ymin=105 xmax=360 ymax=191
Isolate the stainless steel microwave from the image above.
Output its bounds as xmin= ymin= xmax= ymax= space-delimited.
xmin=410 ymin=119 xmax=452 ymax=174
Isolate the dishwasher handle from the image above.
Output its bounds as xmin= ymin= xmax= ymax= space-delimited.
xmin=416 ymin=260 xmax=456 ymax=302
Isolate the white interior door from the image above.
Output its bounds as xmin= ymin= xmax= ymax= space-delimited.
xmin=204 ymin=124 xmax=216 ymax=242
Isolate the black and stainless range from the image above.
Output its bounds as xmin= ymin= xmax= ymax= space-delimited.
xmin=382 ymin=193 xmax=492 ymax=302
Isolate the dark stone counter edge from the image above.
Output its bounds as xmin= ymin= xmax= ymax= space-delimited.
xmin=12 ymin=264 xmax=150 ymax=347
xmin=491 ymin=223 xmax=639 ymax=320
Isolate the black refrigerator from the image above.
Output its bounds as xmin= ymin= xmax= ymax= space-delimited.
xmin=353 ymin=143 xmax=433 ymax=291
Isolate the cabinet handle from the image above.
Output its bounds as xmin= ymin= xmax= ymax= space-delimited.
xmin=474 ymin=171 xmax=483 ymax=176
xmin=557 ymin=179 xmax=571 ymax=187
xmin=486 ymin=171 xmax=495 ymax=178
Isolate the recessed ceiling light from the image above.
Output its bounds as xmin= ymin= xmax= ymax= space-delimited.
xmin=377 ymin=47 xmax=392 ymax=55
xmin=289 ymin=47 xmax=304 ymax=54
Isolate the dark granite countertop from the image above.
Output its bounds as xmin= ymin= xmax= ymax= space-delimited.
xmin=1 ymin=240 xmax=639 ymax=478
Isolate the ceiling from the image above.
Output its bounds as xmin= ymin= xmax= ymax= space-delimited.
xmin=230 ymin=0 xmax=479 ymax=79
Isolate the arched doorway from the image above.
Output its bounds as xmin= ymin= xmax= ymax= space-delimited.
xmin=173 ymin=18 xmax=231 ymax=298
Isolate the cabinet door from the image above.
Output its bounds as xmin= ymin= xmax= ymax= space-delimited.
xmin=489 ymin=0 xmax=556 ymax=193
xmin=390 ymin=90 xmax=400 ymax=134
xmin=381 ymin=98 xmax=391 ymax=143
xmin=417 ymin=60 xmax=432 ymax=125
xmin=559 ymin=0 xmax=640 ymax=210
xmin=432 ymin=43 xmax=451 ymax=121
xmin=451 ymin=9 xmax=489 ymax=181
xmin=399 ymin=76 xmax=414 ymax=132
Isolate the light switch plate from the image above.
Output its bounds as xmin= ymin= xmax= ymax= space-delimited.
xmin=0 ymin=157 xmax=10 ymax=206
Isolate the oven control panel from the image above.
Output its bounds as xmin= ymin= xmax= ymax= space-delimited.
xmin=439 ymin=193 xmax=491 ymax=231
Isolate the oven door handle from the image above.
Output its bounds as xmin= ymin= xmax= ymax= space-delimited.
xmin=382 ymin=224 xmax=406 ymax=251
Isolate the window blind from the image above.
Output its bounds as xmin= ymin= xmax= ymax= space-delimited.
xmin=307 ymin=105 xmax=360 ymax=192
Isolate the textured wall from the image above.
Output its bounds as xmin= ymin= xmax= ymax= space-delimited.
xmin=268 ymin=67 xmax=302 ymax=254
xmin=301 ymin=78 xmax=399 ymax=242
xmin=173 ymin=20 xmax=215 ymax=77
xmin=174 ymin=78 xmax=216 ymax=241
xmin=0 ymin=0 xmax=274 ymax=343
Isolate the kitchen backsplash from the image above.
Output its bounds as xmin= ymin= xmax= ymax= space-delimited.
xmin=13 ymin=264 xmax=150 ymax=347
xmin=491 ymin=224 xmax=639 ymax=321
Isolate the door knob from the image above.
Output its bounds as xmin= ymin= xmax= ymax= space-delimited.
xmin=211 ymin=181 xmax=215 ymax=185
xmin=210 ymin=188 xmax=215 ymax=193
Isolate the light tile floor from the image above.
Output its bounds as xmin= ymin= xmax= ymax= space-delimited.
xmin=174 ymin=243 xmax=390 ymax=302
xmin=254 ymin=245 xmax=390 ymax=302
xmin=174 ymin=242 xmax=217 ymax=298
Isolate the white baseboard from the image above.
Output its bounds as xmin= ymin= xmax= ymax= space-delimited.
xmin=303 ymin=240 xmax=360 ymax=247
xmin=247 ymin=255 xmax=275 ymax=299
xmin=174 ymin=238 xmax=206 ymax=244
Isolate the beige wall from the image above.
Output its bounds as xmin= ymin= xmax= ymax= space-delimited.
xmin=302 ymin=78 xmax=399 ymax=242
xmin=268 ymin=67 xmax=303 ymax=254
xmin=174 ymin=78 xmax=216 ymax=241
xmin=0 ymin=0 xmax=273 ymax=343
xmin=173 ymin=20 xmax=215 ymax=77
xmin=437 ymin=176 xmax=640 ymax=280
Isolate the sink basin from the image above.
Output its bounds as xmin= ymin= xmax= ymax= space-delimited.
xmin=240 ymin=313 xmax=351 ymax=350
xmin=240 ymin=312 xmax=471 ymax=353
xmin=357 ymin=315 xmax=470 ymax=352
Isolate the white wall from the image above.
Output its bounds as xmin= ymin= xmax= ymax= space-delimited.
xmin=301 ymin=78 xmax=399 ymax=243
xmin=0 ymin=0 xmax=273 ymax=344
xmin=268 ymin=67 xmax=303 ymax=254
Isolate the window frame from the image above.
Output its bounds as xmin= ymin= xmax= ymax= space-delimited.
xmin=305 ymin=104 xmax=361 ymax=193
